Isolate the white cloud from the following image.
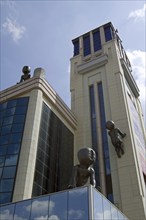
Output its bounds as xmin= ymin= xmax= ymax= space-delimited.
xmin=48 ymin=215 xmax=60 ymax=220
xmin=128 ymin=4 xmax=146 ymax=20
xmin=126 ymin=50 xmax=146 ymax=120
xmin=3 ymin=17 xmax=26 ymax=43
xmin=68 ymin=209 xmax=84 ymax=219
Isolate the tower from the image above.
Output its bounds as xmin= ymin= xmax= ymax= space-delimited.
xmin=70 ymin=22 xmax=146 ymax=219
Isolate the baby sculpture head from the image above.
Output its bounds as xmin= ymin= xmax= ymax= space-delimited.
xmin=106 ymin=120 xmax=115 ymax=130
xmin=77 ymin=148 xmax=96 ymax=167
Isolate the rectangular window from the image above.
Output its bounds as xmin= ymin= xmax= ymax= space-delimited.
xmin=93 ymin=30 xmax=102 ymax=52
xmin=73 ymin=39 xmax=79 ymax=56
xmin=89 ymin=85 xmax=100 ymax=188
xmin=97 ymin=82 xmax=113 ymax=202
xmin=104 ymin=25 xmax=113 ymax=42
xmin=83 ymin=34 xmax=91 ymax=56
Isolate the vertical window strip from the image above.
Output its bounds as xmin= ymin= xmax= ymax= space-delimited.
xmin=104 ymin=26 xmax=113 ymax=42
xmin=97 ymin=82 xmax=113 ymax=202
xmin=89 ymin=85 xmax=100 ymax=188
xmin=73 ymin=39 xmax=79 ymax=56
xmin=93 ymin=30 xmax=102 ymax=52
xmin=83 ymin=35 xmax=91 ymax=56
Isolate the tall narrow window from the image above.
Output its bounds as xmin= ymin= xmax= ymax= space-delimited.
xmin=93 ymin=30 xmax=102 ymax=52
xmin=83 ymin=34 xmax=91 ymax=56
xmin=73 ymin=39 xmax=79 ymax=56
xmin=97 ymin=82 xmax=113 ymax=203
xmin=89 ymin=85 xmax=100 ymax=188
xmin=104 ymin=25 xmax=113 ymax=42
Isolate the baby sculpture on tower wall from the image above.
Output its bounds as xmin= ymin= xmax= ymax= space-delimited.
xmin=106 ymin=120 xmax=126 ymax=158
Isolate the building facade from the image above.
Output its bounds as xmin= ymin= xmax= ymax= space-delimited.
xmin=70 ymin=22 xmax=146 ymax=219
xmin=0 ymin=69 xmax=77 ymax=205
xmin=0 ymin=22 xmax=146 ymax=220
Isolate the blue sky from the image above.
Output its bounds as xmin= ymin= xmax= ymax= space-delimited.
xmin=0 ymin=0 xmax=145 ymax=122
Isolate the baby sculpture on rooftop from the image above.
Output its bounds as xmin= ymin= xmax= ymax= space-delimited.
xmin=106 ymin=120 xmax=126 ymax=158
xmin=19 ymin=66 xmax=31 ymax=83
xmin=68 ymin=147 xmax=96 ymax=188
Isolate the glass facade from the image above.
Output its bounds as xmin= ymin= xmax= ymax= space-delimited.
xmin=97 ymin=83 xmax=113 ymax=202
xmin=89 ymin=85 xmax=100 ymax=188
xmin=0 ymin=97 xmax=29 ymax=205
xmin=0 ymin=186 xmax=128 ymax=220
xmin=32 ymin=102 xmax=74 ymax=197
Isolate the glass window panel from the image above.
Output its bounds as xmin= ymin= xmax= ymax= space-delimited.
xmin=9 ymin=133 xmax=22 ymax=144
xmin=14 ymin=199 xmax=31 ymax=220
xmin=0 ymin=102 xmax=7 ymax=111
xmin=68 ymin=187 xmax=89 ymax=220
xmin=17 ymin=97 xmax=28 ymax=106
xmin=0 ymin=167 xmax=2 ymax=178
xmin=0 ymin=179 xmax=14 ymax=192
xmin=7 ymin=100 xmax=17 ymax=108
xmin=111 ymin=205 xmax=118 ymax=220
xmin=0 ymin=135 xmax=10 ymax=145
xmin=103 ymin=197 xmax=112 ymax=220
xmin=7 ymin=144 xmax=20 ymax=154
xmin=0 ymin=193 xmax=11 ymax=205
xmin=118 ymin=211 xmax=125 ymax=220
xmin=15 ymin=106 xmax=27 ymax=115
xmin=0 ymin=146 xmax=7 ymax=156
xmin=30 ymin=196 xmax=49 ymax=220
xmin=12 ymin=124 xmax=24 ymax=133
xmin=13 ymin=115 xmax=25 ymax=124
xmin=49 ymin=191 xmax=67 ymax=220
xmin=0 ymin=156 xmax=5 ymax=167
xmin=5 ymin=108 xmax=15 ymax=116
xmin=3 ymin=116 xmax=13 ymax=125
xmin=0 ymin=204 xmax=15 ymax=220
xmin=1 ymin=125 xmax=12 ymax=135
xmin=2 ymin=166 xmax=16 ymax=178
xmin=5 ymin=154 xmax=18 ymax=166
xmin=93 ymin=189 xmax=103 ymax=219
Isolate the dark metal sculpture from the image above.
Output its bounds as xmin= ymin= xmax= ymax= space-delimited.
xmin=106 ymin=120 xmax=126 ymax=158
xmin=19 ymin=66 xmax=31 ymax=82
xmin=68 ymin=148 xmax=96 ymax=188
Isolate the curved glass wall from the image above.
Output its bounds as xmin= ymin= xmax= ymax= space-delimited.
xmin=0 ymin=186 xmax=128 ymax=220
xmin=0 ymin=97 xmax=29 ymax=205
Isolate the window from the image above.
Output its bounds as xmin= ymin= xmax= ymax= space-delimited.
xmin=104 ymin=25 xmax=113 ymax=42
xmin=83 ymin=34 xmax=91 ymax=56
xmin=73 ymin=39 xmax=79 ymax=56
xmin=0 ymin=97 xmax=29 ymax=205
xmin=89 ymin=85 xmax=100 ymax=188
xmin=93 ymin=30 xmax=102 ymax=52
xmin=97 ymin=83 xmax=113 ymax=202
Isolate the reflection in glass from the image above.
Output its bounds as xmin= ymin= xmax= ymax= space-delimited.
xmin=3 ymin=116 xmax=13 ymax=126
xmin=1 ymin=125 xmax=12 ymax=135
xmin=93 ymin=189 xmax=103 ymax=219
xmin=2 ymin=166 xmax=16 ymax=178
xmin=14 ymin=199 xmax=31 ymax=220
xmin=103 ymin=196 xmax=112 ymax=220
xmin=49 ymin=192 xmax=67 ymax=220
xmin=0 ymin=146 xmax=7 ymax=155
xmin=9 ymin=133 xmax=22 ymax=144
xmin=7 ymin=144 xmax=20 ymax=154
xmin=0 ymin=179 xmax=14 ymax=192
xmin=0 ymin=193 xmax=11 ymax=205
xmin=68 ymin=187 xmax=89 ymax=220
xmin=111 ymin=205 xmax=118 ymax=220
xmin=0 ymin=204 xmax=15 ymax=220
xmin=30 ymin=195 xmax=49 ymax=220
xmin=5 ymin=155 xmax=18 ymax=166
xmin=0 ymin=156 xmax=5 ymax=167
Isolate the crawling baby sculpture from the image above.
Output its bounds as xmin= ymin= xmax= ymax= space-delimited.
xmin=68 ymin=147 xmax=96 ymax=188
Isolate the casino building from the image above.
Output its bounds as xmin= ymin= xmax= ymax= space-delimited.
xmin=0 ymin=22 xmax=146 ymax=220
